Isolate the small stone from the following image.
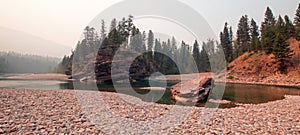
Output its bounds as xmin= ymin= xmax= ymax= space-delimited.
xmin=23 ymin=132 xmax=33 ymax=135
xmin=0 ymin=129 xmax=4 ymax=134
xmin=77 ymin=128 xmax=85 ymax=133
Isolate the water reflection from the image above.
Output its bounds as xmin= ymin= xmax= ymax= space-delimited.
xmin=223 ymin=83 xmax=300 ymax=104
xmin=1 ymin=79 xmax=300 ymax=106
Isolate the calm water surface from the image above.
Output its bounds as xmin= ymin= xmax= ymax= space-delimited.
xmin=1 ymin=79 xmax=300 ymax=106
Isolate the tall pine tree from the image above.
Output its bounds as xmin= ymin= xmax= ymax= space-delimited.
xmin=192 ymin=40 xmax=200 ymax=71
xmin=171 ymin=37 xmax=179 ymax=63
xmin=250 ymin=18 xmax=261 ymax=52
xmin=154 ymin=39 xmax=162 ymax=64
xmin=294 ymin=4 xmax=300 ymax=41
xmin=220 ymin=22 xmax=233 ymax=62
xmin=237 ymin=15 xmax=251 ymax=53
xmin=199 ymin=42 xmax=210 ymax=72
xmin=100 ymin=19 xmax=106 ymax=41
xmin=261 ymin=7 xmax=276 ymax=54
xmin=147 ymin=30 xmax=154 ymax=59
xmin=273 ymin=16 xmax=294 ymax=73
xmin=284 ymin=15 xmax=296 ymax=39
xmin=109 ymin=18 xmax=117 ymax=32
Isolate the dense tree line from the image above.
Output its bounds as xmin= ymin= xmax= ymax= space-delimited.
xmin=60 ymin=15 xmax=224 ymax=76
xmin=220 ymin=4 xmax=300 ymax=73
xmin=56 ymin=53 xmax=73 ymax=74
xmin=0 ymin=51 xmax=60 ymax=73
xmin=60 ymin=4 xmax=300 ymax=76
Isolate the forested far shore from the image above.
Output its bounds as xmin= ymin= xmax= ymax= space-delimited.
xmin=0 ymin=51 xmax=60 ymax=73
xmin=57 ymin=4 xmax=300 ymax=81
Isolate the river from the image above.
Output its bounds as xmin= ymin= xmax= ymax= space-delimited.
xmin=1 ymin=78 xmax=300 ymax=107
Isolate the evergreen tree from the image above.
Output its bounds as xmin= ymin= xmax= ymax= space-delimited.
xmin=154 ymin=39 xmax=162 ymax=63
xmin=192 ymin=40 xmax=200 ymax=71
xmin=171 ymin=37 xmax=177 ymax=57
xmin=141 ymin=31 xmax=147 ymax=53
xmin=165 ymin=39 xmax=177 ymax=73
xmin=100 ymin=19 xmax=106 ymax=41
xmin=273 ymin=16 xmax=294 ymax=73
xmin=295 ymin=4 xmax=300 ymax=24
xmin=180 ymin=41 xmax=187 ymax=72
xmin=250 ymin=18 xmax=261 ymax=52
xmin=109 ymin=18 xmax=117 ymax=32
xmin=220 ymin=22 xmax=233 ymax=62
xmin=294 ymin=4 xmax=300 ymax=41
xmin=107 ymin=28 xmax=123 ymax=45
xmin=261 ymin=7 xmax=276 ymax=54
xmin=263 ymin=7 xmax=276 ymax=26
xmin=161 ymin=41 xmax=168 ymax=54
xmin=229 ymin=26 xmax=233 ymax=45
xmin=237 ymin=15 xmax=251 ymax=53
xmin=130 ymin=30 xmax=144 ymax=53
xmin=0 ymin=57 xmax=8 ymax=73
xmin=161 ymin=41 xmax=168 ymax=73
xmin=199 ymin=42 xmax=210 ymax=72
xmin=284 ymin=15 xmax=296 ymax=39
xmin=147 ymin=30 xmax=154 ymax=59
xmin=166 ymin=39 xmax=172 ymax=57
xmin=171 ymin=37 xmax=179 ymax=65
xmin=205 ymin=39 xmax=216 ymax=55
xmin=127 ymin=15 xmax=134 ymax=36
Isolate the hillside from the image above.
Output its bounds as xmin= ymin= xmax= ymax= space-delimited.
xmin=0 ymin=26 xmax=71 ymax=57
xmin=227 ymin=38 xmax=300 ymax=87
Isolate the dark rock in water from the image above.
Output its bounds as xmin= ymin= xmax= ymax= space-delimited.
xmin=94 ymin=44 xmax=155 ymax=83
xmin=65 ymin=69 xmax=72 ymax=76
xmin=197 ymin=78 xmax=214 ymax=102
xmin=171 ymin=77 xmax=214 ymax=104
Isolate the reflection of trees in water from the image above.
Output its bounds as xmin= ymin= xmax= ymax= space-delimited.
xmin=59 ymin=82 xmax=74 ymax=89
xmin=59 ymin=81 xmax=300 ymax=106
xmin=223 ymin=84 xmax=300 ymax=104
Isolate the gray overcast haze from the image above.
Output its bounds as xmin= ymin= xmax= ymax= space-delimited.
xmin=0 ymin=0 xmax=299 ymax=57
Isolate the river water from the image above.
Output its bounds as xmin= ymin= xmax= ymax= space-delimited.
xmin=1 ymin=78 xmax=300 ymax=107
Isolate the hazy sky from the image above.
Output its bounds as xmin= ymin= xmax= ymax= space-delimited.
xmin=0 ymin=0 xmax=299 ymax=52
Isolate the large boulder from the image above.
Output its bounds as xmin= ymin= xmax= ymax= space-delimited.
xmin=171 ymin=77 xmax=214 ymax=104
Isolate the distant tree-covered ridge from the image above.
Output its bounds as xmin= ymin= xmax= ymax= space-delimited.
xmin=0 ymin=51 xmax=60 ymax=73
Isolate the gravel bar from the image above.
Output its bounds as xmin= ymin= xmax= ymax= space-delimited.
xmin=0 ymin=88 xmax=299 ymax=134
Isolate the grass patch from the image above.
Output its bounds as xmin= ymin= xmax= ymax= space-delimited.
xmin=227 ymin=75 xmax=234 ymax=79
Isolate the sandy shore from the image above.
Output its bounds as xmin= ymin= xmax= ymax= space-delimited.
xmin=0 ymin=88 xmax=299 ymax=134
xmin=6 ymin=73 xmax=70 ymax=81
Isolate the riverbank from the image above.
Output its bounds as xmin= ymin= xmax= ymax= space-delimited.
xmin=0 ymin=88 xmax=299 ymax=134
xmin=225 ymin=75 xmax=300 ymax=89
xmin=5 ymin=73 xmax=70 ymax=81
xmin=4 ymin=73 xmax=300 ymax=89
xmin=166 ymin=72 xmax=300 ymax=89
xmin=226 ymin=38 xmax=300 ymax=89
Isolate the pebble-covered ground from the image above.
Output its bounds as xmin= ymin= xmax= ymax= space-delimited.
xmin=0 ymin=88 xmax=299 ymax=134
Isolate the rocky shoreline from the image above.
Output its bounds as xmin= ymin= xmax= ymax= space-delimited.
xmin=0 ymin=88 xmax=299 ymax=134
xmin=5 ymin=73 xmax=70 ymax=81
xmin=4 ymin=73 xmax=300 ymax=89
